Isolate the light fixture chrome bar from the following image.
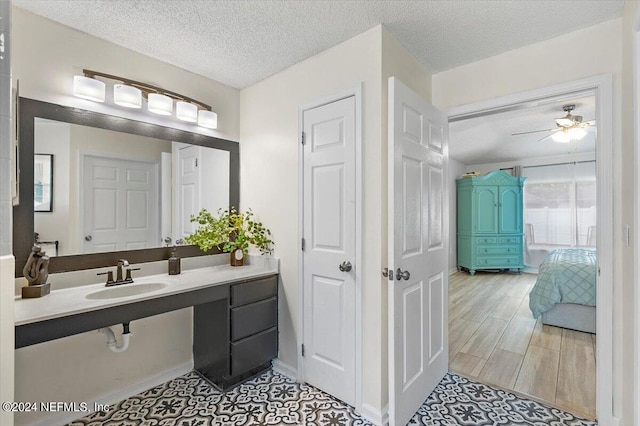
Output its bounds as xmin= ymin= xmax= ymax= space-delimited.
xmin=82 ymin=69 xmax=212 ymax=111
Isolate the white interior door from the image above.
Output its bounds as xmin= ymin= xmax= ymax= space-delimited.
xmin=174 ymin=143 xmax=200 ymax=240
xmin=302 ymin=96 xmax=356 ymax=406
xmin=388 ymin=77 xmax=449 ymax=426
xmin=82 ymin=155 xmax=159 ymax=253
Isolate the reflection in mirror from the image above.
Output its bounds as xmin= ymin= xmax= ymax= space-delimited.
xmin=33 ymin=118 xmax=230 ymax=257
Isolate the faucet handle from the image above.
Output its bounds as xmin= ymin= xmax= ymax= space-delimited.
xmin=125 ymin=268 xmax=141 ymax=281
xmin=97 ymin=270 xmax=114 ymax=284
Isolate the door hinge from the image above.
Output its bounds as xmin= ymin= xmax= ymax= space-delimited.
xmin=301 ymin=344 xmax=305 ymax=357
xmin=301 ymin=131 xmax=306 ymax=145
xmin=301 ymin=238 xmax=305 ymax=251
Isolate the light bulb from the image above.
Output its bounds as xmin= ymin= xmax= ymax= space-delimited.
xmin=198 ymin=110 xmax=218 ymax=129
xmin=73 ymin=76 xmax=105 ymax=102
xmin=113 ymin=84 xmax=142 ymax=109
xmin=551 ymin=130 xmax=571 ymax=143
xmin=148 ymin=93 xmax=173 ymax=115
xmin=176 ymin=101 xmax=198 ymax=122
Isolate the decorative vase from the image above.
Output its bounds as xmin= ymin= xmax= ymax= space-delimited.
xmin=230 ymin=248 xmax=244 ymax=267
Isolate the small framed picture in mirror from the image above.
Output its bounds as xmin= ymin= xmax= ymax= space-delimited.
xmin=34 ymin=154 xmax=53 ymax=212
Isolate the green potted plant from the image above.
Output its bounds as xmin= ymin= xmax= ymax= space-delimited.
xmin=185 ymin=207 xmax=274 ymax=266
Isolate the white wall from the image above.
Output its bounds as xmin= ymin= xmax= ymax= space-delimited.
xmin=433 ymin=17 xmax=628 ymax=421
xmin=10 ymin=8 xmax=240 ymax=425
xmin=240 ymin=25 xmax=384 ymax=411
xmin=620 ymin=2 xmax=640 ymax=423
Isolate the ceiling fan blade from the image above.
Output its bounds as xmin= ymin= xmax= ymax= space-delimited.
xmin=511 ymin=128 xmax=555 ymax=136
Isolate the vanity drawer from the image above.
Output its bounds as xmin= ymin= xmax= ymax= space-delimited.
xmin=476 ymin=256 xmax=521 ymax=267
xmin=231 ymin=327 xmax=278 ymax=376
xmin=474 ymin=236 xmax=497 ymax=245
xmin=498 ymin=236 xmax=522 ymax=244
xmin=231 ymin=276 xmax=277 ymax=307
xmin=476 ymin=246 xmax=520 ymax=255
xmin=231 ymin=297 xmax=277 ymax=341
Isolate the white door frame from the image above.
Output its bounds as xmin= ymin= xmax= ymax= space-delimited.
xmin=633 ymin=7 xmax=640 ymax=426
xmin=446 ymin=74 xmax=614 ymax=425
xmin=297 ymin=83 xmax=363 ymax=413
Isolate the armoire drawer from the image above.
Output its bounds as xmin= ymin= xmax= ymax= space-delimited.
xmin=231 ymin=297 xmax=277 ymax=341
xmin=231 ymin=327 xmax=278 ymax=376
xmin=475 ymin=256 xmax=520 ymax=267
xmin=474 ymin=236 xmax=497 ymax=245
xmin=498 ymin=236 xmax=522 ymax=244
xmin=231 ymin=276 xmax=277 ymax=307
xmin=476 ymin=246 xmax=520 ymax=255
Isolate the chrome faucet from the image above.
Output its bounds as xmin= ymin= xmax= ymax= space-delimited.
xmin=98 ymin=259 xmax=140 ymax=287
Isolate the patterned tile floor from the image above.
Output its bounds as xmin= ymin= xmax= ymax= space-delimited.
xmin=69 ymin=370 xmax=597 ymax=426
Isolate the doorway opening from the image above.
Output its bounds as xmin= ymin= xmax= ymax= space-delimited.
xmin=446 ymin=76 xmax=613 ymax=423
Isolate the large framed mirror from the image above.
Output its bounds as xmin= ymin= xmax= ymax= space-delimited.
xmin=14 ymin=97 xmax=240 ymax=277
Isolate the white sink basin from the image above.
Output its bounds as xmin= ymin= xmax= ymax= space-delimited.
xmin=85 ymin=282 xmax=168 ymax=300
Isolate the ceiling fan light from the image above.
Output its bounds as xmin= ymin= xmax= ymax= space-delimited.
xmin=113 ymin=84 xmax=142 ymax=108
xmin=570 ymin=127 xmax=588 ymax=140
xmin=176 ymin=101 xmax=198 ymax=122
xmin=551 ymin=130 xmax=571 ymax=143
xmin=147 ymin=93 xmax=173 ymax=115
xmin=73 ymin=75 xmax=105 ymax=102
xmin=555 ymin=117 xmax=575 ymax=127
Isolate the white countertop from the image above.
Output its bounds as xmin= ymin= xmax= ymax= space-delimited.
xmin=15 ymin=261 xmax=278 ymax=326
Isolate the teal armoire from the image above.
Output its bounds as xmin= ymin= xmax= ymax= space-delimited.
xmin=456 ymin=170 xmax=526 ymax=275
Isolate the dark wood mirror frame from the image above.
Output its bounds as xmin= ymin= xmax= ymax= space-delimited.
xmin=14 ymin=97 xmax=240 ymax=277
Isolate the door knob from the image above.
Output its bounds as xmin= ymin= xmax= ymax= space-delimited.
xmin=339 ymin=261 xmax=352 ymax=272
xmin=396 ymin=268 xmax=410 ymax=281
xmin=382 ymin=267 xmax=393 ymax=281
xmin=85 ymin=235 xmax=93 ymax=241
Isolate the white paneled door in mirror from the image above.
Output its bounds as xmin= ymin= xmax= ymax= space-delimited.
xmin=302 ymin=96 xmax=356 ymax=406
xmin=82 ymin=155 xmax=159 ymax=253
xmin=388 ymin=77 xmax=449 ymax=426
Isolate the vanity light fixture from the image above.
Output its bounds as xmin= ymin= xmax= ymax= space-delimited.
xmin=147 ymin=93 xmax=173 ymax=116
xmin=176 ymin=101 xmax=198 ymax=123
xmin=72 ymin=69 xmax=217 ymax=128
xmin=113 ymin=84 xmax=142 ymax=109
xmin=198 ymin=110 xmax=218 ymax=129
xmin=73 ymin=75 xmax=106 ymax=102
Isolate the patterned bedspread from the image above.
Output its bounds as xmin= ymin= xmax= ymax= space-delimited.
xmin=529 ymin=248 xmax=597 ymax=318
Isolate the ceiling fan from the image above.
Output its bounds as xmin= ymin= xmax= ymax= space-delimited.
xmin=512 ymin=104 xmax=596 ymax=143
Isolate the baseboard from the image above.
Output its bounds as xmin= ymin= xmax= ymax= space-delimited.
xmin=448 ymin=267 xmax=458 ymax=275
xmin=359 ymin=403 xmax=389 ymax=426
xmin=27 ymin=361 xmax=193 ymax=426
xmin=271 ymin=358 xmax=297 ymax=380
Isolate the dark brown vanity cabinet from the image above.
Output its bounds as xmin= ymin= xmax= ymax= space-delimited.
xmin=194 ymin=275 xmax=278 ymax=389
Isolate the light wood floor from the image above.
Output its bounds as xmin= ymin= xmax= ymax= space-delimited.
xmin=449 ymin=271 xmax=596 ymax=420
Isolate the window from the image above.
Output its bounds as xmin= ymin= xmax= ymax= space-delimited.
xmin=523 ymin=161 xmax=596 ymax=248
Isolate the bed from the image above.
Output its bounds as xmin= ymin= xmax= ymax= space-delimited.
xmin=529 ymin=248 xmax=597 ymax=334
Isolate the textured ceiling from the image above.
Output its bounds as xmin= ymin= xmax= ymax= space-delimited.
xmin=449 ymin=96 xmax=596 ymax=165
xmin=12 ymin=0 xmax=623 ymax=89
